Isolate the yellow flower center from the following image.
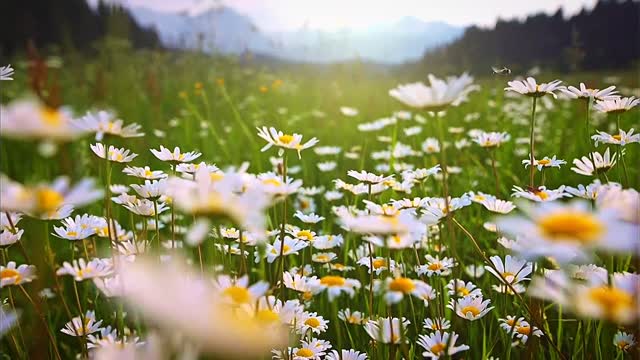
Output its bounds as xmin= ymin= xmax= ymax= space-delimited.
xmin=297 ymin=230 xmax=314 ymax=240
xmin=222 ymin=286 xmax=251 ymax=304
xmin=617 ymin=341 xmax=629 ymax=349
xmin=588 ymin=286 xmax=633 ymax=317
xmin=461 ymin=305 xmax=481 ymax=317
xmin=36 ymin=188 xmax=63 ymax=213
xmin=538 ymin=211 xmax=604 ymax=243
xmin=304 ymin=317 xmax=321 ymax=328
xmin=428 ymin=262 xmax=443 ymax=271
xmin=534 ymin=190 xmax=549 ymax=200
xmin=262 ymin=178 xmax=282 ymax=187
xmin=303 ymin=291 xmax=313 ymax=301
xmin=612 ymin=135 xmax=622 ymax=141
xmin=41 ymin=107 xmax=62 ymax=126
xmin=255 ymin=309 xmax=279 ymax=324
xmin=320 ymin=275 xmax=345 ymax=287
xmin=537 ymin=159 xmax=551 ymax=165
xmin=278 ymin=134 xmax=294 ymax=144
xmin=144 ymin=169 xmax=153 ymax=177
xmin=517 ymin=326 xmax=531 ymax=335
xmin=458 ymin=287 xmax=470 ymax=296
xmin=1 ymin=268 xmax=21 ymax=282
xmin=389 ymin=277 xmax=415 ymax=293
xmin=296 ymin=348 xmax=314 ymax=358
xmin=348 ymin=315 xmax=359 ymax=323
xmin=332 ymin=263 xmax=345 ymax=270
xmin=372 ymin=259 xmax=386 ymax=269
xmin=67 ymin=231 xmax=78 ymax=238
xmin=315 ymin=254 xmax=329 ymax=262
xmin=430 ymin=342 xmax=446 ymax=355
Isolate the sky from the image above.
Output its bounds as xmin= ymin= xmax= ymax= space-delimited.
xmin=112 ymin=0 xmax=598 ymax=31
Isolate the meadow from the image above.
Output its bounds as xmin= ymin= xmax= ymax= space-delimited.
xmin=0 ymin=47 xmax=639 ymax=360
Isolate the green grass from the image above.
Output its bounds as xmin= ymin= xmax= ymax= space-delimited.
xmin=1 ymin=48 xmax=639 ymax=360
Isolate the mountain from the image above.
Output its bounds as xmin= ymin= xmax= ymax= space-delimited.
xmin=414 ymin=0 xmax=639 ymax=74
xmin=130 ymin=6 xmax=463 ymax=64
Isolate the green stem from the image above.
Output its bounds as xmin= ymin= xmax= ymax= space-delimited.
xmin=529 ymin=96 xmax=538 ymax=188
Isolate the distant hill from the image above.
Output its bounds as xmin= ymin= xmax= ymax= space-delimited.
xmin=415 ymin=0 xmax=640 ymax=74
xmin=0 ymin=0 xmax=160 ymax=57
xmin=130 ymin=6 xmax=463 ymax=64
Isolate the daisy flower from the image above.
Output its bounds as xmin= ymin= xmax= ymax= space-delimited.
xmin=256 ymin=126 xmax=319 ymax=158
xmin=511 ymin=185 xmax=570 ymax=202
xmin=423 ymin=318 xmax=451 ymax=332
xmin=212 ymin=274 xmax=269 ymax=306
xmin=447 ymin=279 xmax=483 ymax=298
xmin=594 ymin=96 xmax=639 ymax=114
xmin=73 ymin=110 xmax=144 ymax=141
xmin=150 ymin=145 xmax=201 ymax=163
xmin=613 ymin=331 xmax=636 ymax=352
xmin=325 ymin=349 xmax=368 ymax=360
xmin=123 ymin=166 xmax=167 ymax=180
xmin=318 ymin=161 xmax=337 ymax=172
xmin=56 ymin=258 xmax=112 ymax=281
xmin=1 ymin=262 xmax=36 ymax=287
xmin=592 ymin=128 xmax=640 ymax=146
xmin=296 ymin=312 xmax=329 ymax=334
xmin=90 ymin=143 xmax=138 ymax=163
xmin=340 ymin=106 xmax=359 ymax=116
xmin=463 ymin=264 xmax=485 ymax=279
xmin=282 ymin=272 xmax=316 ymax=297
xmin=311 ymin=234 xmax=343 ymax=250
xmin=486 ymin=255 xmax=532 ymax=286
xmin=389 ymin=73 xmax=477 ymax=111
xmin=265 ymin=236 xmax=308 ymax=263
xmin=596 ymin=185 xmax=640 ymax=224
xmin=0 ymin=64 xmax=14 ymax=80
xmin=417 ymin=331 xmax=470 ymax=359
xmin=417 ymin=255 xmax=455 ymax=277
xmin=324 ymin=190 xmax=343 ymax=201
xmin=60 ymin=310 xmax=103 ymax=336
xmin=347 ymin=170 xmax=393 ymax=184
xmin=472 ymin=131 xmax=511 ymax=147
xmin=257 ymin=172 xmax=303 ymax=196
xmin=480 ymin=198 xmax=516 ymax=214
xmin=496 ymin=200 xmax=639 ymax=263
xmin=422 ymin=138 xmax=441 ymax=153
xmin=53 ymin=214 xmax=97 ymax=240
xmin=122 ymin=198 xmax=168 ymax=217
xmin=356 ymin=256 xmax=395 ymax=275
xmin=561 ymin=83 xmax=619 ymax=101
xmin=510 ymin=320 xmax=543 ymax=345
xmin=573 ymin=272 xmax=639 ymax=324
xmin=314 ymin=146 xmax=341 ymax=155
xmin=363 ymin=317 xmax=410 ymax=344
xmin=572 ymin=148 xmax=618 ymax=176
xmin=522 ymin=155 xmax=567 ymax=170
xmin=309 ymin=275 xmax=361 ymax=301
xmin=130 ymin=179 xmax=167 ymax=200
xmin=293 ymin=211 xmax=324 ymax=224
xmin=565 ymin=179 xmax=608 ymax=200
xmin=338 ymin=308 xmax=366 ymax=325
xmin=312 ymin=252 xmax=337 ymax=264
xmin=382 ymin=277 xmax=436 ymax=304
xmin=448 ymin=295 xmax=494 ymax=321
xmin=505 ymin=77 xmax=563 ymax=98
xmin=0 ymin=228 xmax=23 ymax=247
xmin=0 ymin=99 xmax=87 ymax=141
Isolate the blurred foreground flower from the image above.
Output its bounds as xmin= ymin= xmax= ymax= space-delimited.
xmin=117 ymin=257 xmax=288 ymax=357
xmin=389 ymin=73 xmax=477 ymax=111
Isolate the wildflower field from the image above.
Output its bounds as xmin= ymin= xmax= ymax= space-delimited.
xmin=0 ymin=51 xmax=639 ymax=360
